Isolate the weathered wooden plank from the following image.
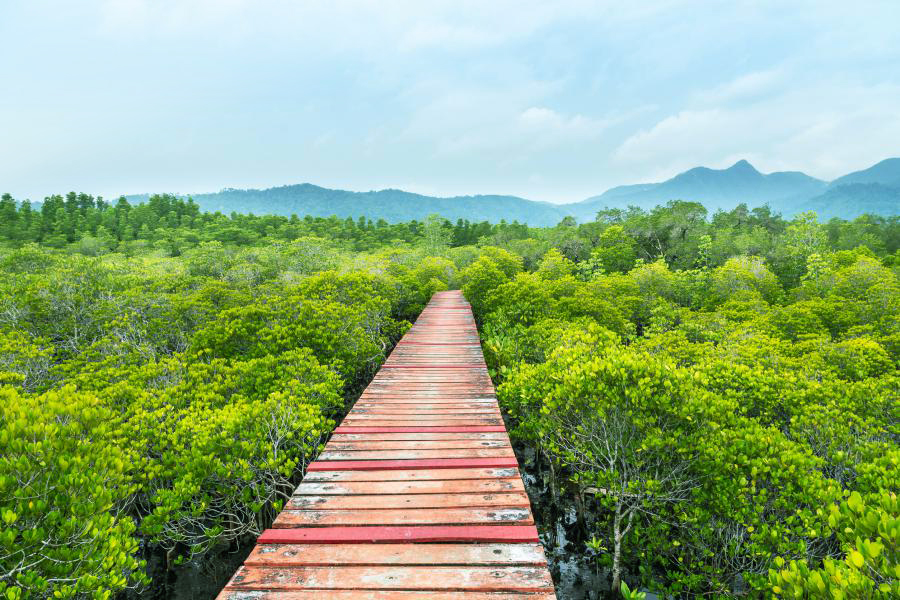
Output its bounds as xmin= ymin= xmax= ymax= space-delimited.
xmin=220 ymin=592 xmax=556 ymax=600
xmin=362 ymin=390 xmax=491 ymax=397
xmin=378 ymin=352 xmax=482 ymax=356
xmin=302 ymin=467 xmax=520 ymax=482
xmin=340 ymin=422 xmax=504 ymax=428
xmin=377 ymin=371 xmax=488 ymax=376
xmin=346 ymin=415 xmax=502 ymax=419
xmin=287 ymin=492 xmax=530 ymax=510
xmin=344 ymin=414 xmax=501 ymax=421
xmin=324 ymin=440 xmax=510 ymax=450
xmin=226 ymin=565 xmax=553 ymax=592
xmin=243 ymin=543 xmax=548 ymax=567
xmin=374 ymin=371 xmax=489 ymax=375
xmin=329 ymin=432 xmax=508 ymax=442
xmin=293 ymin=478 xmax=525 ymax=496
xmin=349 ymin=409 xmax=499 ymax=415
xmin=380 ymin=366 xmax=486 ymax=370
xmin=349 ymin=408 xmax=501 ymax=415
xmin=355 ymin=398 xmax=498 ymax=403
xmin=307 ymin=458 xmax=519 ymax=471
xmin=339 ymin=423 xmax=505 ymax=429
xmin=273 ymin=507 xmax=533 ymax=527
xmin=318 ymin=449 xmax=514 ymax=461
xmin=334 ymin=426 xmax=507 ymax=433
xmin=258 ymin=525 xmax=540 ymax=544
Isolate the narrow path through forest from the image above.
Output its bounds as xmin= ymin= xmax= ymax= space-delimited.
xmin=217 ymin=290 xmax=557 ymax=598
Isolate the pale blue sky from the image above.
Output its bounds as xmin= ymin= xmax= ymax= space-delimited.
xmin=2 ymin=0 xmax=899 ymax=203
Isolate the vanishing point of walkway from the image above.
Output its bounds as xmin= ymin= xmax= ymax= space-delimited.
xmin=218 ymin=290 xmax=557 ymax=598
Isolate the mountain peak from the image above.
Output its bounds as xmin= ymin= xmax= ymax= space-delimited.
xmin=727 ymin=159 xmax=759 ymax=173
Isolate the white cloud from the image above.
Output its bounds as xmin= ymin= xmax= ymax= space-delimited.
xmin=614 ymin=74 xmax=900 ymax=182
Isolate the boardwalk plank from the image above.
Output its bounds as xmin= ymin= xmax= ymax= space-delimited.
xmin=324 ymin=440 xmax=511 ymax=450
xmin=272 ymin=507 xmax=533 ymax=527
xmin=302 ymin=467 xmax=521 ymax=482
xmin=258 ymin=525 xmax=540 ymax=544
xmin=227 ymin=565 xmax=554 ymax=591
xmin=287 ymin=492 xmax=531 ymax=510
xmin=243 ymin=543 xmax=547 ymax=566
xmin=293 ymin=479 xmax=524 ymax=496
xmin=306 ymin=458 xmax=519 ymax=471
xmin=329 ymin=433 xmax=509 ymax=442
xmin=318 ymin=449 xmax=514 ymax=461
xmin=220 ymin=592 xmax=556 ymax=600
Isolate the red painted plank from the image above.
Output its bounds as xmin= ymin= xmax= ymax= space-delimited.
xmin=257 ymin=525 xmax=540 ymax=544
xmin=225 ymin=565 xmax=553 ymax=592
xmin=399 ymin=342 xmax=482 ymax=345
xmin=380 ymin=365 xmax=485 ymax=369
xmin=272 ymin=507 xmax=532 ymax=527
xmin=293 ymin=478 xmax=524 ymax=495
xmin=324 ymin=440 xmax=510 ymax=450
xmin=334 ymin=426 xmax=506 ymax=433
xmin=340 ymin=423 xmax=504 ymax=428
xmin=288 ymin=492 xmax=530 ymax=510
xmin=329 ymin=433 xmax=509 ymax=442
xmin=317 ymin=449 xmax=514 ymax=460
xmin=302 ymin=467 xmax=520 ymax=483
xmin=358 ymin=395 xmax=494 ymax=399
xmin=348 ymin=408 xmax=500 ymax=414
xmin=341 ymin=420 xmax=504 ymax=427
xmin=307 ymin=457 xmax=519 ymax=471
xmin=242 ymin=542 xmax=547 ymax=566
xmin=350 ymin=407 xmax=499 ymax=411
xmin=344 ymin=412 xmax=498 ymax=417
xmin=219 ymin=592 xmax=556 ymax=600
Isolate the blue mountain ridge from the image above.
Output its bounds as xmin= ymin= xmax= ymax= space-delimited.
xmin=125 ymin=158 xmax=899 ymax=225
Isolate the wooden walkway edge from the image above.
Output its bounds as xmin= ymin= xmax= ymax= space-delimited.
xmin=217 ymin=290 xmax=557 ymax=599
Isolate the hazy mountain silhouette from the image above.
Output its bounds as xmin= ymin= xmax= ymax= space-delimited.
xmin=126 ymin=158 xmax=899 ymax=224
xmin=129 ymin=184 xmax=570 ymax=226
xmin=570 ymin=160 xmax=828 ymax=219
xmin=790 ymin=158 xmax=900 ymax=219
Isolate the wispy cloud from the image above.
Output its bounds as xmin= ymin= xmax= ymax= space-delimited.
xmin=615 ymin=76 xmax=900 ymax=182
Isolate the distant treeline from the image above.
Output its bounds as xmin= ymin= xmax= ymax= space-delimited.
xmin=1 ymin=193 xmax=898 ymax=273
xmin=0 ymin=192 xmax=505 ymax=251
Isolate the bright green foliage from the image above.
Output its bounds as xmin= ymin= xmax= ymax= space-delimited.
xmin=0 ymin=386 xmax=145 ymax=598
xmin=477 ymin=246 xmax=524 ymax=278
xmin=465 ymin=214 xmax=899 ymax=596
xmin=535 ymin=248 xmax=576 ymax=280
xmin=422 ymin=214 xmax=452 ymax=255
xmin=0 ymin=236 xmax=454 ymax=597
xmin=188 ymin=287 xmax=392 ymax=384
xmin=770 ymin=491 xmax=899 ymax=598
xmin=0 ymin=331 xmax=52 ymax=391
xmin=592 ymin=225 xmax=638 ymax=274
xmin=460 ymin=256 xmax=510 ymax=316
xmin=122 ymin=349 xmax=342 ymax=558
xmin=707 ymin=255 xmax=783 ymax=306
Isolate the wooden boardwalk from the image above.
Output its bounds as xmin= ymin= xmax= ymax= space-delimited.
xmin=218 ymin=290 xmax=556 ymax=599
